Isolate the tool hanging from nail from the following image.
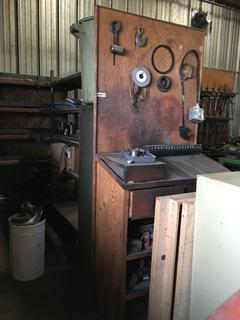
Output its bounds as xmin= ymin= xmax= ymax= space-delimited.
xmin=130 ymin=66 xmax=151 ymax=110
xmin=109 ymin=20 xmax=125 ymax=65
xmin=135 ymin=28 xmax=147 ymax=47
xmin=179 ymin=49 xmax=204 ymax=140
xmin=156 ymin=75 xmax=172 ymax=92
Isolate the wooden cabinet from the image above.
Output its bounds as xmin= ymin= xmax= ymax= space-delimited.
xmin=129 ymin=186 xmax=185 ymax=219
xmin=95 ymin=160 xmax=195 ymax=320
xmin=95 ymin=153 xmax=228 ymax=319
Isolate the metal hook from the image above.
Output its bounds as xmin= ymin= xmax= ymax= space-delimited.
xmin=135 ymin=28 xmax=147 ymax=47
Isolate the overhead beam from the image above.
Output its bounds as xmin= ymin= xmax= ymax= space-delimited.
xmin=200 ymin=0 xmax=240 ymax=12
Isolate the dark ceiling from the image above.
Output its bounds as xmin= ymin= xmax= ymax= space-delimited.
xmin=214 ymin=0 xmax=240 ymax=10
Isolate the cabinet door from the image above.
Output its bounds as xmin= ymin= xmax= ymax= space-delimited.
xmin=129 ymin=186 xmax=185 ymax=219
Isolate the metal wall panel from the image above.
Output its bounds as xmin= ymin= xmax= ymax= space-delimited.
xmin=1 ymin=0 xmax=239 ymax=74
xmin=156 ymin=0 xmax=171 ymax=21
xmin=0 ymin=0 xmax=239 ymax=134
xmin=39 ymin=0 xmax=58 ymax=77
xmin=170 ymin=0 xmax=189 ymax=24
xmin=127 ymin=0 xmax=143 ymax=14
xmin=111 ymin=0 xmax=128 ymax=11
xmin=142 ymin=0 xmax=157 ymax=18
xmin=78 ymin=0 xmax=95 ymax=18
xmin=0 ymin=0 xmax=17 ymax=73
xmin=58 ymin=0 xmax=78 ymax=76
xmin=18 ymin=0 xmax=38 ymax=75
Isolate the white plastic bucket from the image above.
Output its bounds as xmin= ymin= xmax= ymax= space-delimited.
xmin=9 ymin=217 xmax=45 ymax=281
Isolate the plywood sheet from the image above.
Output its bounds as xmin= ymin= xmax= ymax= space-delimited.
xmin=202 ymin=67 xmax=235 ymax=91
xmin=149 ymin=193 xmax=195 ymax=320
xmin=96 ymin=6 xmax=205 ymax=152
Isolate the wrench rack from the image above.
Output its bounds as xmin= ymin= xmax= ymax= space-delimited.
xmin=198 ymin=89 xmax=237 ymax=148
xmin=197 ymin=68 xmax=237 ymax=156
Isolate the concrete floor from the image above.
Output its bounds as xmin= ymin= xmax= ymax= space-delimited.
xmin=0 ymin=212 xmax=146 ymax=320
xmin=0 ymin=265 xmax=96 ymax=320
xmin=0 ymin=213 xmax=96 ymax=320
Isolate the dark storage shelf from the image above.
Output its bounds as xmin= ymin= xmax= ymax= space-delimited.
xmin=51 ymin=108 xmax=80 ymax=114
xmin=205 ymin=117 xmax=232 ymax=121
xmin=0 ymin=75 xmax=52 ymax=89
xmin=52 ymin=135 xmax=79 ymax=146
xmin=52 ymin=72 xmax=82 ymax=90
xmin=0 ymin=106 xmax=52 ymax=113
xmin=126 ymin=249 xmax=152 ymax=261
xmin=0 ymin=155 xmax=51 ymax=167
xmin=65 ymin=169 xmax=79 ymax=180
xmin=0 ymin=134 xmax=31 ymax=140
xmin=125 ymin=289 xmax=149 ymax=301
xmin=52 ymin=201 xmax=78 ymax=231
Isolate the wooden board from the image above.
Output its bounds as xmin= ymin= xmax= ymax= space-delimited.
xmin=148 ymin=193 xmax=195 ymax=320
xmin=202 ymin=67 xmax=235 ymax=91
xmin=95 ymin=162 xmax=129 ymax=320
xmin=173 ymin=200 xmax=195 ymax=320
xmin=129 ymin=185 xmax=185 ymax=219
xmin=53 ymin=201 xmax=78 ymax=230
xmin=96 ymin=6 xmax=205 ymax=152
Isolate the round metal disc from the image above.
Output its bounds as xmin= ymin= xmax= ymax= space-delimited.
xmin=131 ymin=66 xmax=151 ymax=88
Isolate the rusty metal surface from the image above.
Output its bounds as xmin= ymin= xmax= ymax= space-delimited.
xmin=0 ymin=0 xmax=239 ymax=75
xmin=0 ymin=0 xmax=239 ymax=133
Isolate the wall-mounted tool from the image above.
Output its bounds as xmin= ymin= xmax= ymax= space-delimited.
xmin=122 ymin=147 xmax=156 ymax=164
xmin=151 ymin=44 xmax=175 ymax=74
xmin=109 ymin=20 xmax=125 ymax=65
xmin=130 ymin=66 xmax=151 ymax=109
xmin=156 ymin=75 xmax=172 ymax=92
xmin=179 ymin=49 xmax=204 ymax=140
xmin=131 ymin=65 xmax=151 ymax=87
xmin=135 ymin=28 xmax=147 ymax=47
xmin=181 ymin=63 xmax=193 ymax=80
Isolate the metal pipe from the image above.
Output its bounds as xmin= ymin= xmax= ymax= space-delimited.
xmin=200 ymin=0 xmax=240 ymax=12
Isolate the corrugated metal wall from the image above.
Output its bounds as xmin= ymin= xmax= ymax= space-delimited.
xmin=0 ymin=0 xmax=239 ymax=133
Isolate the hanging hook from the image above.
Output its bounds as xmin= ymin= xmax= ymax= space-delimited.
xmin=135 ymin=28 xmax=147 ymax=47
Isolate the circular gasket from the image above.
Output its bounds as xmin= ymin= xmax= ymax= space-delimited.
xmin=131 ymin=66 xmax=151 ymax=88
xmin=151 ymin=44 xmax=175 ymax=74
xmin=157 ymin=75 xmax=172 ymax=92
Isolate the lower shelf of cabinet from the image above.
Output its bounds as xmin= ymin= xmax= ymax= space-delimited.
xmin=52 ymin=135 xmax=79 ymax=146
xmin=126 ymin=249 xmax=152 ymax=261
xmin=125 ymin=288 xmax=149 ymax=301
xmin=52 ymin=201 xmax=78 ymax=231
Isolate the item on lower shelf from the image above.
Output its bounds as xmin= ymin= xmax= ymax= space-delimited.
xmin=128 ymin=223 xmax=153 ymax=254
xmin=127 ymin=258 xmax=151 ymax=293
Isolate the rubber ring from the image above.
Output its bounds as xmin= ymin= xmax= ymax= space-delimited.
xmin=157 ymin=75 xmax=172 ymax=92
xmin=151 ymin=44 xmax=175 ymax=74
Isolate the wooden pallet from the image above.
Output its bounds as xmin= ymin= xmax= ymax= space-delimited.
xmin=148 ymin=193 xmax=196 ymax=320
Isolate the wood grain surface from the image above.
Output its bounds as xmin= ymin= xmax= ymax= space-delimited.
xmin=202 ymin=67 xmax=235 ymax=91
xmin=148 ymin=193 xmax=195 ymax=320
xmin=96 ymin=6 xmax=205 ymax=152
xmin=95 ymin=162 xmax=129 ymax=320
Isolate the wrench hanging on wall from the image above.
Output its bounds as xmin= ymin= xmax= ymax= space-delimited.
xmin=109 ymin=20 xmax=125 ymax=65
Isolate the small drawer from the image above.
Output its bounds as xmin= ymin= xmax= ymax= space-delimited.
xmin=129 ymin=186 xmax=185 ymax=219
